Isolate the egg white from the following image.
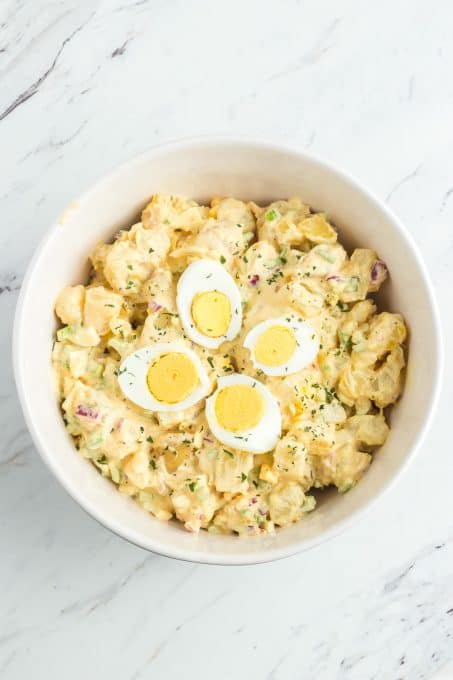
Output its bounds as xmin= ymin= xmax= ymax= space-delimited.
xmin=205 ymin=373 xmax=281 ymax=454
xmin=243 ymin=316 xmax=319 ymax=376
xmin=176 ymin=259 xmax=242 ymax=349
xmin=118 ymin=342 xmax=211 ymax=412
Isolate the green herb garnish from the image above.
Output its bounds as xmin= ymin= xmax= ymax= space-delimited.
xmin=265 ymin=208 xmax=278 ymax=221
xmin=324 ymin=387 xmax=335 ymax=404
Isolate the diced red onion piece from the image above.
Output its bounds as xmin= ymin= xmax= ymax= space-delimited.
xmin=371 ymin=260 xmax=387 ymax=282
xmin=76 ymin=404 xmax=99 ymax=419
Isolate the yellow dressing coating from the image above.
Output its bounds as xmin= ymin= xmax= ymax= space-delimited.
xmin=191 ymin=290 xmax=231 ymax=338
xmin=146 ymin=352 xmax=199 ymax=403
xmin=53 ymin=194 xmax=406 ymax=536
xmin=215 ymin=384 xmax=264 ymax=432
xmin=254 ymin=325 xmax=297 ymax=367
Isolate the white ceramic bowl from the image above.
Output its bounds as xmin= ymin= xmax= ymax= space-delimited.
xmin=13 ymin=138 xmax=443 ymax=565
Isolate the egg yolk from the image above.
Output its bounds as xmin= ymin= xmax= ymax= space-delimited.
xmin=254 ymin=325 xmax=297 ymax=367
xmin=215 ymin=384 xmax=264 ymax=432
xmin=191 ymin=290 xmax=231 ymax=338
xmin=146 ymin=352 xmax=199 ymax=404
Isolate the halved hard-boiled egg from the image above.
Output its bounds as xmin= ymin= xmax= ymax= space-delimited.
xmin=176 ymin=259 xmax=242 ymax=349
xmin=244 ymin=316 xmax=319 ymax=376
xmin=205 ymin=374 xmax=281 ymax=453
xmin=118 ymin=342 xmax=210 ymax=412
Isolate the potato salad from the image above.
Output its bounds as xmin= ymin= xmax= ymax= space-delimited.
xmin=52 ymin=195 xmax=407 ymax=535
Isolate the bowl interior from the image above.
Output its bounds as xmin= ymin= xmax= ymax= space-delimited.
xmin=14 ymin=140 xmax=441 ymax=564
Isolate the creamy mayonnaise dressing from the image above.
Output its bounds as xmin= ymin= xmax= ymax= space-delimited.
xmin=52 ymin=195 xmax=406 ymax=535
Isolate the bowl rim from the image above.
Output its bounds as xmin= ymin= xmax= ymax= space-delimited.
xmin=12 ymin=136 xmax=444 ymax=565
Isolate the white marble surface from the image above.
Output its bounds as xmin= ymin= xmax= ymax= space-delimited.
xmin=1 ymin=1 xmax=453 ymax=678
